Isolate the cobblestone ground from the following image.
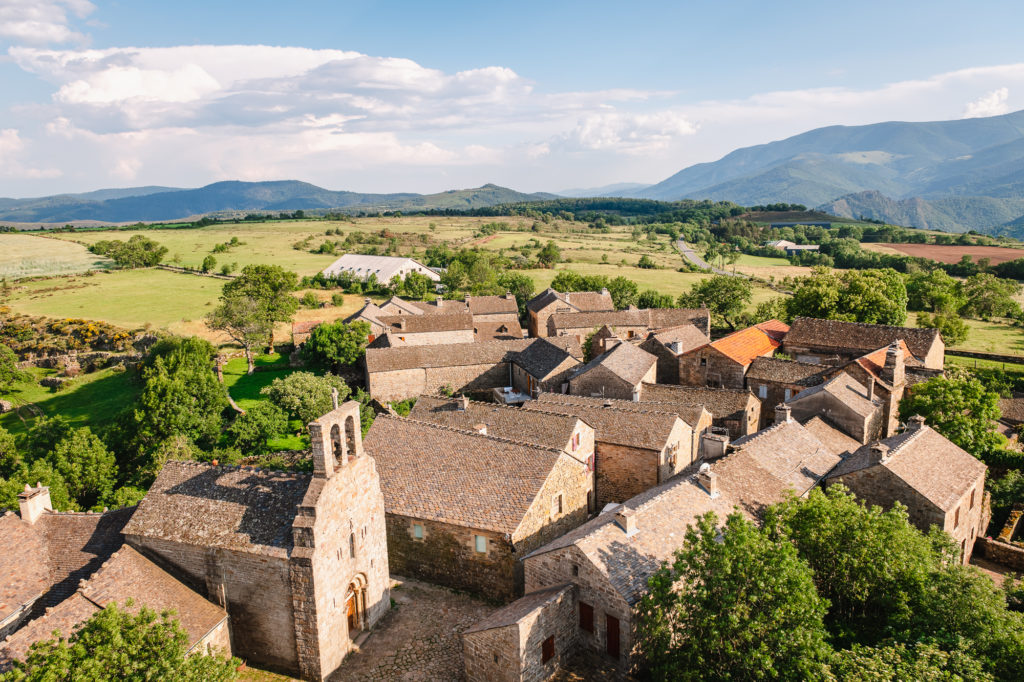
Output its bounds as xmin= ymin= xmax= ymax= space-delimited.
xmin=329 ymin=577 xmax=497 ymax=682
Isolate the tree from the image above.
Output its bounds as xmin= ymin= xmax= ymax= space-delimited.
xmin=831 ymin=641 xmax=991 ymax=681
xmin=0 ymin=426 xmax=20 ymax=479
xmin=678 ymin=275 xmax=752 ymax=330
xmin=917 ymin=312 xmax=969 ymax=347
xmin=636 ymin=289 xmax=675 ymax=309
xmin=750 ymin=296 xmax=789 ymax=324
xmin=549 ymin=270 xmax=585 ymax=292
xmin=200 ymin=255 xmax=217 ymax=273
xmin=26 ymin=416 xmax=74 ymax=460
xmin=786 ymin=268 xmax=908 ymax=325
xmin=300 ymin=321 xmax=370 ymax=371
xmin=206 ymin=294 xmax=272 ymax=375
xmin=905 ymin=269 xmax=966 ymax=313
xmin=606 ymin=276 xmax=638 ymax=310
xmin=222 ymin=265 xmax=300 ymax=352
xmin=228 ymin=402 xmax=287 ymax=455
xmin=47 ymin=427 xmax=117 ymax=510
xmin=637 ymin=511 xmax=831 ymax=681
xmin=536 ymin=240 xmax=561 ymax=268
xmin=261 ymin=372 xmax=349 ymax=424
xmin=898 ymin=376 xmax=1004 ymax=456
xmin=961 ymin=273 xmax=1022 ymax=320
xmin=637 ymin=254 xmax=656 ymax=269
xmin=496 ymin=272 xmax=535 ymax=316
xmin=0 ymin=343 xmax=29 ymax=395
xmin=402 ymin=271 xmax=432 ymax=300
xmin=3 ymin=601 xmax=239 ymax=681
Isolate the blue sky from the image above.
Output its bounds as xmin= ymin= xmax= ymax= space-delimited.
xmin=1 ymin=0 xmax=1024 ymax=196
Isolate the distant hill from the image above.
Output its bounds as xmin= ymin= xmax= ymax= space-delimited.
xmin=639 ymin=109 xmax=1024 ymax=233
xmin=0 ymin=181 xmax=555 ymax=224
xmin=556 ymin=182 xmax=650 ymax=198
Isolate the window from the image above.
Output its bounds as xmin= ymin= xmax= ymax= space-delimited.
xmin=954 ymin=506 xmax=960 ymax=529
xmin=350 ymin=532 xmax=356 ymax=558
xmin=587 ymin=454 xmax=595 ymax=472
xmin=412 ymin=524 xmax=424 ymax=540
xmin=571 ymin=433 xmax=580 ymax=451
xmin=757 ymin=384 xmax=768 ymax=399
xmin=700 ymin=358 xmax=707 ymax=367
xmin=474 ymin=535 xmax=487 ymax=554
xmin=572 ymin=564 xmax=579 ymax=577
xmin=970 ymin=489 xmax=976 ymax=509
xmin=552 ymin=493 xmax=564 ymax=517
xmin=784 ymin=388 xmax=792 ymax=400
xmin=542 ymin=635 xmax=555 ymax=663
xmin=579 ymin=602 xmax=594 ymax=632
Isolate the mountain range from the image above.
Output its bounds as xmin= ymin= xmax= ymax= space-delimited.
xmin=0 ymin=182 xmax=556 ymax=224
xmin=635 ymin=109 xmax=1024 ymax=235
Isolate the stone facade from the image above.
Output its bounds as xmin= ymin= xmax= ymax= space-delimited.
xmin=568 ymin=361 xmax=656 ymax=401
xmin=526 ymin=289 xmax=614 ymax=339
xmin=369 ymin=361 xmax=512 ymax=402
xmin=679 ymin=346 xmax=746 ymax=388
xmin=783 ymin=317 xmax=945 ymax=370
xmin=785 ymin=374 xmax=884 ymax=444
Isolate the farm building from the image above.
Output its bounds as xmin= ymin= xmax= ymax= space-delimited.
xmin=322 ymin=254 xmax=440 ymax=283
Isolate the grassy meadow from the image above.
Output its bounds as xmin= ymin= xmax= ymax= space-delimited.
xmin=0 ymin=233 xmax=114 ymax=279
xmin=0 ymin=366 xmax=138 ymax=436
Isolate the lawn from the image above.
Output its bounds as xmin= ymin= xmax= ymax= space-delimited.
xmin=222 ymin=354 xmax=307 ymax=451
xmin=908 ymin=313 xmax=1024 ymax=354
xmin=733 ymin=253 xmax=791 ymax=268
xmin=0 ymin=366 xmax=138 ymax=437
xmin=0 ymin=233 xmax=113 ymax=279
xmin=946 ymin=355 xmax=1024 ymax=373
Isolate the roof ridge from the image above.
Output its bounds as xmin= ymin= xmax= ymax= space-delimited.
xmin=884 ymin=424 xmax=928 ymax=458
xmin=536 ymin=393 xmax=686 ymax=419
xmin=753 ymin=355 xmax=826 ymax=368
xmin=419 ymin=394 xmax=576 ymax=420
xmin=377 ymin=414 xmax=566 ymax=455
xmin=792 ymin=316 xmax=937 ymax=335
xmin=163 ymin=458 xmax=312 ymax=479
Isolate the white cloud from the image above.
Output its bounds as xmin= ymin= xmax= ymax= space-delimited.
xmin=557 ymin=111 xmax=697 ymax=154
xmin=963 ymin=87 xmax=1010 ymax=118
xmin=0 ymin=0 xmax=94 ymax=45
xmin=0 ymin=128 xmax=61 ymax=178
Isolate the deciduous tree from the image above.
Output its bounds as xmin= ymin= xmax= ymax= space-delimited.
xmin=300 ymin=321 xmax=370 ymax=371
xmin=678 ymin=275 xmax=752 ymax=330
xmin=206 ymin=294 xmax=272 ymax=375
xmin=897 ymin=376 xmax=1004 ymax=456
xmin=261 ymin=372 xmax=349 ymax=424
xmin=222 ymin=265 xmax=299 ymax=352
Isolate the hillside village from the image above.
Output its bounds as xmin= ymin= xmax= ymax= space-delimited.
xmin=1 ymin=252 xmax=1019 ymax=681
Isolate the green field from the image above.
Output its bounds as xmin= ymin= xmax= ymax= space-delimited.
xmin=0 ymin=233 xmax=113 ymax=279
xmin=222 ymin=354 xmax=307 ymax=451
xmin=946 ymin=355 xmax=1024 ymax=373
xmin=907 ymin=312 xmax=1024 ymax=354
xmin=0 ymin=366 xmax=138 ymax=436
xmin=733 ymin=253 xmax=792 ymax=268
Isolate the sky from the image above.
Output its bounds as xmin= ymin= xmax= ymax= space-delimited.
xmin=2 ymin=0 xmax=1024 ymax=197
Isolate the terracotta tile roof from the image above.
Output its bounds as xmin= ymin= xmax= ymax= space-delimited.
xmin=785 ymin=317 xmax=939 ymax=360
xmin=0 ymin=513 xmax=49 ymax=621
xmin=526 ymin=289 xmax=614 ymax=314
xmin=512 ymin=338 xmax=582 ymax=381
xmin=378 ymin=311 xmax=474 ymax=334
xmin=366 ymin=338 xmax=581 ymax=374
xmin=639 ymin=383 xmax=756 ymax=421
xmin=646 ymin=324 xmax=710 ymax=355
xmin=999 ymin=398 xmax=1024 ymax=425
xmin=801 ymin=417 xmax=862 ymax=457
xmin=464 ymin=584 xmax=573 ymax=634
xmin=828 ymin=425 xmax=986 ymax=511
xmin=746 ymin=356 xmax=827 ymax=386
xmin=465 ymin=294 xmax=518 ymax=316
xmin=549 ymin=308 xmax=707 ymax=333
xmin=527 ymin=394 xmax=683 ymax=451
xmin=570 ymin=342 xmax=656 ymax=387
xmin=788 ymin=372 xmax=882 ymax=419
xmin=365 ymin=416 xmax=576 ymax=537
xmin=705 ymin=320 xmax=788 ymax=367
xmin=473 ymin=319 xmax=524 ymax=342
xmin=123 ymin=461 xmax=311 ymax=557
xmin=410 ymin=396 xmax=581 ymax=453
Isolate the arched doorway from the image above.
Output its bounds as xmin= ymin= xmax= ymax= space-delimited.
xmin=330 ymin=424 xmax=343 ymax=467
xmin=346 ymin=574 xmax=368 ymax=637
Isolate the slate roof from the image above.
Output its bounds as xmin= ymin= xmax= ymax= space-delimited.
xmin=639 ymin=383 xmax=756 ymax=421
xmin=366 ymin=338 xmax=581 ymax=374
xmin=473 ymin=319 xmax=524 ymax=342
xmin=0 ymin=513 xmax=49 ymax=622
xmin=1 ymin=547 xmax=226 ymax=668
xmin=408 ymin=299 xmax=469 ymax=314
xmin=705 ymin=320 xmax=789 ymax=367
xmin=123 ymin=461 xmax=311 ymax=557
xmin=646 ymin=324 xmax=710 ymax=355
xmin=409 ymin=396 xmax=582 ymax=453
xmin=344 ymin=300 xmax=388 ymax=328
xmin=785 ymin=317 xmax=939 ymax=360
xmin=549 ymin=308 xmax=707 ymax=333
xmin=828 ymin=425 xmax=987 ymax=511
xmin=364 ymin=416 xmax=575 ymax=536
xmin=788 ymin=372 xmax=882 ymax=418
xmin=465 ymin=294 xmax=518 ymax=316
xmin=801 ymin=416 xmax=862 ymax=457
xmin=526 ymin=289 xmax=613 ymax=314
xmin=999 ymin=398 xmax=1024 ymax=425
xmin=570 ymin=342 xmax=656 ymax=387
xmin=378 ymin=311 xmax=474 ymax=334
xmin=746 ymin=356 xmax=827 ymax=386
xmin=464 ymin=584 xmax=573 ymax=634
xmin=527 ymin=394 xmax=683 ymax=451
xmin=512 ymin=338 xmax=582 ymax=381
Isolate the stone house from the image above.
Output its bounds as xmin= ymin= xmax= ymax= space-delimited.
xmin=547 ymin=307 xmax=710 ymax=345
xmin=365 ymin=338 xmax=581 ymax=402
xmin=123 ymin=400 xmax=389 ymax=681
xmin=826 ymin=417 xmax=989 ymax=563
xmin=638 ymin=324 xmax=710 ymax=384
xmin=783 ymin=317 xmax=945 ymax=370
xmin=475 ymin=319 xmax=525 ymax=342
xmin=464 ymin=293 xmax=520 ymax=323
xmin=678 ymin=320 xmax=788 ymax=389
xmin=409 ymin=395 xmax=597 ymax=511
xmin=744 ymin=356 xmax=829 ymax=429
xmin=363 ymin=415 xmax=592 ymax=603
xmin=568 ymin=342 xmax=657 ymax=401
xmin=524 ymin=393 xmax=697 ymax=505
xmin=322 ymin=254 xmax=440 ymax=283
xmin=785 ymin=372 xmax=885 ymax=444
xmin=819 ymin=341 xmax=909 ymax=437
xmin=376 ymin=311 xmax=476 ymax=346
xmin=526 ymin=289 xmax=615 ymax=338
xmin=638 ymin=383 xmax=761 ymax=439
xmin=1 ymin=544 xmax=230 ymax=669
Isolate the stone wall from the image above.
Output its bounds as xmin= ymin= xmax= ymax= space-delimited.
xmin=679 ymin=348 xmax=746 ymax=389
xmin=595 ymin=443 xmax=659 ymax=506
xmin=463 ymin=622 xmax=521 ymax=682
xmin=977 ymin=536 xmax=1024 ymax=571
xmin=569 ymin=365 xmax=635 ymax=400
xmin=368 ymin=362 xmax=512 ymax=402
xmin=787 ymin=391 xmax=882 ymax=444
xmin=941 ymin=479 xmax=988 ymax=564
xmin=639 ymin=338 xmax=679 ymax=384
xmin=747 ymin=379 xmax=802 ymax=429
xmin=514 ymin=455 xmax=592 ymax=556
xmin=194 ymin=617 xmax=232 ymax=658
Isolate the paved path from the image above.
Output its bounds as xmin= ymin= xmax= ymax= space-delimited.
xmin=675 ymin=239 xmax=746 ymax=278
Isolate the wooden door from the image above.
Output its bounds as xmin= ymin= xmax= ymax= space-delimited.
xmin=606 ymin=614 xmax=620 ymax=658
xmin=347 ymin=594 xmax=358 ymax=634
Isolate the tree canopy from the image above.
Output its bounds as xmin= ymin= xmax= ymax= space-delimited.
xmin=678 ymin=275 xmax=753 ymax=330
xmin=261 ymin=371 xmax=349 ymax=424
xmin=300 ymin=320 xmax=370 ymax=371
xmin=786 ymin=267 xmax=908 ymax=325
xmin=898 ymin=376 xmax=1005 ymax=456
xmin=221 ymin=265 xmax=299 ymax=350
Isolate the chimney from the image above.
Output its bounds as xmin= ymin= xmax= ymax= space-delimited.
xmin=505 ymin=291 xmax=514 ymax=300
xmin=600 ymin=287 xmax=610 ymax=297
xmin=464 ymin=294 xmax=471 ymax=303
xmin=669 ymin=341 xmax=683 ymax=354
xmin=364 ymin=297 xmax=372 ymax=306
xmin=774 ymin=404 xmax=792 ymax=425
xmin=632 ymin=389 xmax=640 ymax=403
xmin=614 ymin=507 xmax=638 ymax=536
xmin=866 ymin=377 xmax=875 ymax=402
xmin=603 ymin=399 xmax=613 ymax=408
xmin=435 ymin=295 xmax=443 ymax=307
xmin=701 ymin=433 xmax=729 ymax=460
xmin=18 ymin=483 xmax=51 ymax=525
xmin=881 ymin=342 xmax=905 ymax=386
xmin=696 ymin=463 xmax=720 ymax=499
xmin=870 ymin=443 xmax=890 ymax=465
xmin=474 ymin=423 xmax=487 ymax=435
xmin=457 ymin=395 xmax=470 ymax=411
xmin=906 ymin=415 xmax=926 ymax=431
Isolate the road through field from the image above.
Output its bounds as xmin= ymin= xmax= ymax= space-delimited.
xmin=675 ymin=239 xmax=746 ymax=277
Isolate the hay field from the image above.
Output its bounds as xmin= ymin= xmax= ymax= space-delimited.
xmin=0 ymin=233 xmax=113 ymax=279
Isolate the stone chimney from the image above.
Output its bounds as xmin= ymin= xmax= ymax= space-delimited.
xmin=457 ymin=395 xmax=470 ymax=411
xmin=906 ymin=414 xmax=926 ymax=431
xmin=464 ymin=294 xmax=472 ymax=303
xmin=632 ymin=389 xmax=640 ymax=403
xmin=614 ymin=507 xmax=638 ymax=535
xmin=603 ymin=399 xmax=613 ymax=408
xmin=364 ymin=297 xmax=372 ymax=306
xmin=881 ymin=342 xmax=905 ymax=387
xmin=18 ymin=483 xmax=51 ymax=525
xmin=701 ymin=433 xmax=729 ymax=460
xmin=504 ymin=291 xmax=515 ymax=300
xmin=869 ymin=442 xmax=890 ymax=465
xmin=669 ymin=341 xmax=683 ymax=354
xmin=696 ymin=464 xmax=720 ymax=499
xmin=474 ymin=423 xmax=487 ymax=435
xmin=435 ymin=295 xmax=443 ymax=307
xmin=774 ymin=404 xmax=792 ymax=425
xmin=866 ymin=377 xmax=875 ymax=402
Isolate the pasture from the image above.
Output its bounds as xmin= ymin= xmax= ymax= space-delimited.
xmin=0 ymin=233 xmax=113 ymax=279
xmin=863 ymin=242 xmax=1024 ymax=265
xmin=0 ymin=366 xmax=138 ymax=436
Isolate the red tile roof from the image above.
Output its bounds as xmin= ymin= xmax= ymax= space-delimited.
xmin=707 ymin=320 xmax=789 ymax=367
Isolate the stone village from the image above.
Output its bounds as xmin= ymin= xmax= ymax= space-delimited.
xmin=0 ymin=256 xmax=1008 ymax=680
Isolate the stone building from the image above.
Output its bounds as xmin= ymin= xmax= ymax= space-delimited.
xmin=1 ymin=545 xmax=229 ymax=669
xmin=677 ymin=320 xmax=788 ymax=389
xmin=818 ymin=341 xmax=909 ymax=437
xmin=744 ymin=356 xmax=829 ymax=429
xmin=546 ymin=307 xmax=710 ymax=345
xmin=365 ymin=338 xmax=581 ymax=402
xmin=123 ymin=400 xmax=389 ymax=680
xmin=475 ymin=319 xmax=525 ymax=342
xmin=783 ymin=317 xmax=945 ymax=370
xmin=638 ymin=324 xmax=710 ymax=384
xmin=638 ymin=383 xmax=761 ymax=439
xmin=464 ymin=293 xmax=520 ymax=323
xmin=363 ymin=415 xmax=592 ymax=603
xmin=292 ymin=320 xmax=323 ymax=348
xmin=525 ymin=393 xmax=697 ymax=505
xmin=322 ymin=254 xmax=440 ymax=283
xmin=785 ymin=372 xmax=885 ymax=444
xmin=567 ymin=342 xmax=657 ymax=401
xmin=376 ymin=311 xmax=476 ymax=346
xmin=826 ymin=417 xmax=989 ymax=563
xmin=526 ymin=289 xmax=615 ymax=338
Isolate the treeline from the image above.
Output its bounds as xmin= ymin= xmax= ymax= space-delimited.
xmin=88 ymin=235 xmax=167 ymax=268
